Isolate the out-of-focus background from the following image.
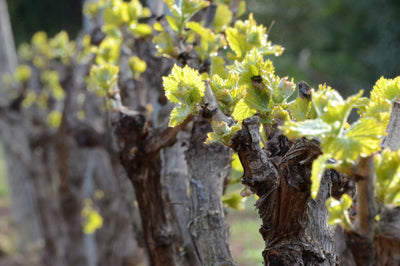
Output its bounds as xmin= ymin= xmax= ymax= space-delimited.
xmin=1 ymin=0 xmax=399 ymax=265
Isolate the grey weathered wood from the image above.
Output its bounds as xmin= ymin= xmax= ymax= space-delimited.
xmin=0 ymin=0 xmax=17 ymax=75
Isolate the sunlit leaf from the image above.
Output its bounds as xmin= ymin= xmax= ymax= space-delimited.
xmin=169 ymin=104 xmax=192 ymax=127
xmin=163 ymin=64 xmax=205 ymax=105
xmin=375 ymin=148 xmax=400 ymax=205
xmin=280 ymin=119 xmax=332 ymax=140
xmin=14 ymin=65 xmax=31 ymax=83
xmin=326 ymin=194 xmax=353 ymax=230
xmin=213 ymin=3 xmax=232 ymax=33
xmin=222 ymin=190 xmax=245 ymax=210
xmin=46 ymin=110 xmax=62 ymax=128
xmin=289 ymin=97 xmax=313 ymax=121
xmin=82 ymin=200 xmax=103 ymax=234
xmin=311 ymin=154 xmax=329 ymax=199
xmin=232 ymin=99 xmax=256 ymax=122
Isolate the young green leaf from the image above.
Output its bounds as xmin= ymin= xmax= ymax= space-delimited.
xmin=311 ymin=154 xmax=329 ymax=199
xmin=375 ymin=148 xmax=400 ymax=205
xmin=232 ymin=99 xmax=256 ymax=122
xmin=14 ymin=65 xmax=31 ymax=83
xmin=222 ymin=190 xmax=245 ymax=210
xmin=128 ymin=56 xmax=147 ymax=79
xmin=90 ymin=63 xmax=119 ymax=95
xmin=289 ymin=97 xmax=313 ymax=121
xmin=205 ymin=121 xmax=241 ymax=146
xmin=169 ymin=104 xmax=192 ymax=127
xmin=96 ymin=37 xmax=121 ymax=65
xmin=326 ymin=194 xmax=353 ymax=230
xmin=163 ymin=64 xmax=205 ymax=106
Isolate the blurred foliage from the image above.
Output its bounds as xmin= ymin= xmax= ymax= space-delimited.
xmin=7 ymin=0 xmax=400 ymax=97
xmin=7 ymin=0 xmax=82 ymax=46
xmin=247 ymin=0 xmax=400 ymax=95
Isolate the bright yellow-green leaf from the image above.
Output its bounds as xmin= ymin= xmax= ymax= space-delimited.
xmin=83 ymin=2 xmax=99 ymax=18
xmin=320 ymin=118 xmax=385 ymax=162
xmin=280 ymin=119 xmax=332 ymax=140
xmin=90 ymin=63 xmax=119 ymax=95
xmin=82 ymin=200 xmax=103 ymax=234
xmin=46 ymin=110 xmax=62 ymax=128
xmin=128 ymin=0 xmax=148 ymax=20
xmin=311 ymin=154 xmax=329 ymax=199
xmin=210 ymin=56 xmax=228 ymax=78
xmin=326 ymin=194 xmax=353 ymax=230
xmin=153 ymin=32 xmax=179 ymax=58
xmin=14 ymin=65 xmax=31 ymax=83
xmin=129 ymin=23 xmax=152 ymax=36
xmin=222 ymin=190 xmax=245 ymax=210
xmin=236 ymin=0 xmax=246 ymax=17
xmin=41 ymin=71 xmax=65 ymax=100
xmin=96 ymin=37 xmax=121 ymax=65
xmin=162 ymin=65 xmax=205 ymax=105
xmin=186 ymin=21 xmax=226 ymax=61
xmin=205 ymin=121 xmax=241 ymax=146
xmin=375 ymin=148 xmax=400 ymax=205
xmin=49 ymin=31 xmax=75 ymax=63
xmin=169 ymin=104 xmax=192 ymax=127
xmin=103 ymin=0 xmax=129 ymax=26
xmin=231 ymin=152 xmax=244 ymax=183
xmin=272 ymin=106 xmax=290 ymax=124
xmin=213 ymin=3 xmax=232 ymax=33
xmin=344 ymin=118 xmax=386 ymax=157
xmin=273 ymin=78 xmax=296 ymax=104
xmin=232 ymin=99 xmax=256 ymax=122
xmin=166 ymin=15 xmax=179 ymax=32
xmin=32 ymin=31 xmax=48 ymax=47
xmin=128 ymin=56 xmax=147 ymax=79
xmin=22 ymin=91 xmax=36 ymax=108
xmin=289 ymin=97 xmax=312 ymax=121
xmin=153 ymin=22 xmax=163 ymax=31
xmin=371 ymin=76 xmax=400 ymax=103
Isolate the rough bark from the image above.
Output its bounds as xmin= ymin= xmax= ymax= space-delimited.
xmin=230 ymin=117 xmax=350 ymax=265
xmin=0 ymin=0 xmax=17 ymax=75
xmin=186 ymin=118 xmax=235 ymax=266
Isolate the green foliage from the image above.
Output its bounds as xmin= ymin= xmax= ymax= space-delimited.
xmin=163 ymin=65 xmax=205 ymax=127
xmin=82 ymin=199 xmax=103 ymax=234
xmin=231 ymin=153 xmax=244 ymax=184
xmin=41 ymin=71 xmax=65 ymax=100
xmin=95 ymin=37 xmax=121 ymax=65
xmin=14 ymin=65 xmax=31 ymax=83
xmin=375 ymin=149 xmax=400 ymax=205
xmin=282 ymin=85 xmax=387 ymax=198
xmin=128 ymin=56 xmax=147 ymax=79
xmin=46 ymin=110 xmax=62 ymax=128
xmin=213 ymin=3 xmax=233 ymax=33
xmin=89 ymin=64 xmax=119 ymax=96
xmin=288 ymin=97 xmax=315 ymax=121
xmin=326 ymin=194 xmax=353 ymax=230
xmin=205 ymin=121 xmax=241 ymax=146
xmin=164 ymin=0 xmax=209 ymax=35
xmin=186 ymin=22 xmax=226 ymax=61
xmin=226 ymin=14 xmax=283 ymax=61
xmin=359 ymin=77 xmax=400 ymax=127
xmin=222 ymin=190 xmax=245 ymax=210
